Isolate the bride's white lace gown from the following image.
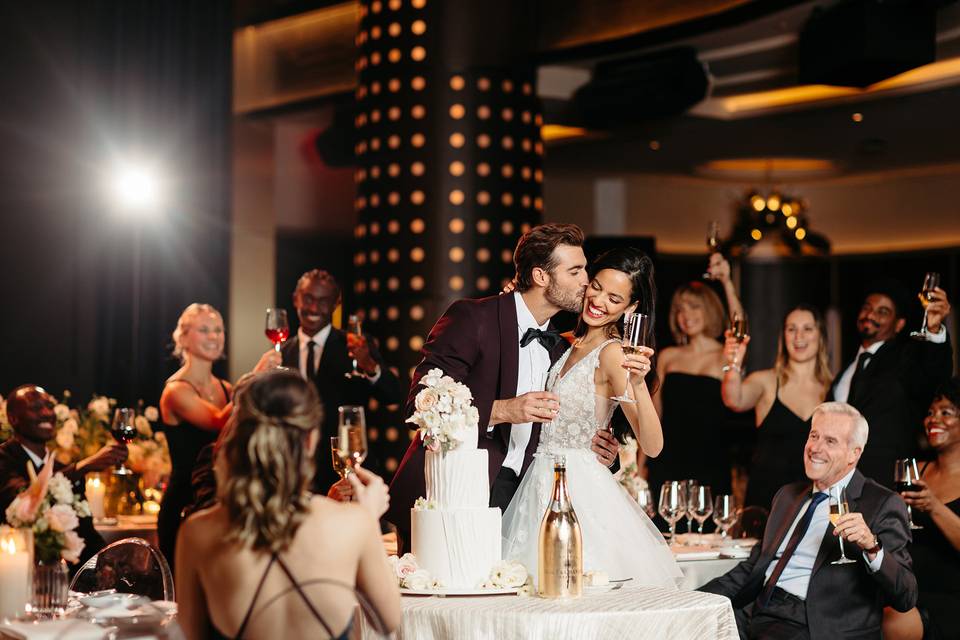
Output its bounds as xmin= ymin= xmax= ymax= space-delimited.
xmin=501 ymin=339 xmax=682 ymax=588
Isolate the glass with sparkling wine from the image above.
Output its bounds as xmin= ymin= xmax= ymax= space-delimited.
xmin=637 ymin=487 xmax=656 ymax=520
xmin=682 ymin=479 xmax=699 ymax=534
xmin=264 ymin=308 xmax=289 ymax=353
xmin=344 ymin=314 xmax=365 ymax=379
xmin=691 ymin=485 xmax=714 ymax=534
xmin=703 ymin=220 xmax=721 ymax=279
xmin=895 ymin=458 xmax=924 ymax=530
xmin=111 ymin=408 xmax=137 ymax=475
xmin=336 ymin=406 xmax=368 ymax=474
xmin=331 ymin=437 xmax=349 ymax=479
xmin=611 ymin=312 xmax=649 ymax=404
xmin=658 ymin=481 xmax=687 ymax=540
xmin=829 ymin=485 xmax=857 ymax=565
xmin=910 ymin=272 xmax=940 ymax=340
xmin=712 ymin=494 xmax=737 ymax=539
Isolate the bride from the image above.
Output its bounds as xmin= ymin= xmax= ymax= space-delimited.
xmin=502 ymin=247 xmax=682 ymax=588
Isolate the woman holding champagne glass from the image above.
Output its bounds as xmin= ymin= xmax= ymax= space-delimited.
xmin=158 ymin=303 xmax=280 ymax=569
xmin=721 ymin=304 xmax=832 ymax=510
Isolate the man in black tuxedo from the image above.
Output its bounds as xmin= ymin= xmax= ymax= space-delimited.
xmin=0 ymin=385 xmax=127 ymax=568
xmin=700 ymin=402 xmax=916 ymax=640
xmin=829 ymin=281 xmax=952 ymax=486
xmin=281 ymin=269 xmax=403 ymax=493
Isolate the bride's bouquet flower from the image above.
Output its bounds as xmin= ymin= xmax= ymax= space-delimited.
xmin=406 ymin=369 xmax=479 ymax=453
xmin=5 ymin=452 xmax=90 ymax=563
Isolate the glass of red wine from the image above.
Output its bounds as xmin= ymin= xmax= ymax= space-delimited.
xmin=265 ymin=308 xmax=289 ymax=353
xmin=895 ymin=458 xmax=924 ymax=530
xmin=111 ymin=408 xmax=137 ymax=475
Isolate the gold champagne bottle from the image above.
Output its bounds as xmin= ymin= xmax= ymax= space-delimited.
xmin=537 ymin=455 xmax=582 ymax=598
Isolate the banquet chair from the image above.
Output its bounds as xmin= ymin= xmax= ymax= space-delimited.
xmin=729 ymin=506 xmax=769 ymax=539
xmin=69 ymin=537 xmax=175 ymax=601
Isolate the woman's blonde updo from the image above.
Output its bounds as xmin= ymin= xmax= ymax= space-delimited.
xmin=171 ymin=303 xmax=222 ymax=361
xmin=218 ymin=369 xmax=323 ymax=552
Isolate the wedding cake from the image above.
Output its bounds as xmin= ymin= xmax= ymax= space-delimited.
xmin=406 ymin=369 xmax=502 ymax=589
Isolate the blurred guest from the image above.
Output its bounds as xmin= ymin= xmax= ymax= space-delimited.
xmin=722 ymin=304 xmax=832 ymax=510
xmin=648 ymin=254 xmax=744 ymax=499
xmin=885 ymin=378 xmax=960 ymax=640
xmin=829 ymin=281 xmax=952 ymax=486
xmin=0 ymin=384 xmax=127 ymax=568
xmin=158 ymin=303 xmax=278 ymax=569
xmin=176 ymin=370 xmax=400 ymax=640
xmin=281 ymin=269 xmax=403 ymax=493
xmin=700 ymin=402 xmax=917 ymax=640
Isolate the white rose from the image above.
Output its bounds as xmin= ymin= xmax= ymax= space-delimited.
xmin=415 ymin=388 xmax=440 ymax=412
xmin=135 ymin=415 xmax=152 ymax=436
xmin=403 ymin=569 xmax=433 ymax=590
xmin=46 ymin=504 xmax=79 ymax=532
xmin=53 ymin=404 xmax=70 ymax=421
xmin=395 ymin=553 xmax=419 ymax=580
xmin=144 ymin=406 xmax=159 ymax=422
xmin=55 ymin=429 xmax=75 ymax=450
xmin=48 ymin=474 xmax=75 ymax=505
xmin=61 ymin=530 xmax=85 ymax=564
xmin=502 ymin=562 xmax=528 ymax=588
xmin=420 ymin=369 xmax=444 ymax=388
xmin=73 ymin=499 xmax=91 ymax=519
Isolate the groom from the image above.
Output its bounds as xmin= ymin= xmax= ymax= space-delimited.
xmin=386 ymin=223 xmax=619 ymax=545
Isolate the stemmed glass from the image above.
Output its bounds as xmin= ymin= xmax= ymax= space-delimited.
xmin=702 ymin=221 xmax=721 ymax=279
xmin=829 ymin=485 xmax=857 ymax=565
xmin=658 ymin=481 xmax=687 ymax=540
xmin=895 ymin=458 xmax=924 ymax=530
xmin=910 ymin=272 xmax=940 ymax=341
xmin=637 ymin=487 xmax=656 ymax=520
xmin=336 ymin=406 xmax=368 ymax=474
xmin=725 ymin=313 xmax=749 ymax=371
xmin=691 ymin=485 xmax=714 ymax=534
xmin=712 ymin=494 xmax=738 ymax=539
xmin=264 ymin=308 xmax=289 ymax=353
xmin=344 ymin=314 xmax=365 ymax=378
xmin=331 ymin=436 xmax=350 ymax=480
xmin=682 ymin=479 xmax=699 ymax=534
xmin=610 ymin=312 xmax=650 ymax=404
xmin=111 ymin=408 xmax=137 ymax=475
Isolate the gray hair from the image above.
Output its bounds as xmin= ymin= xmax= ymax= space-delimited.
xmin=812 ymin=401 xmax=869 ymax=450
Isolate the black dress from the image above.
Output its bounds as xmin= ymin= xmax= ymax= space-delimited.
xmin=157 ymin=379 xmax=225 ymax=569
xmin=647 ymin=372 xmax=733 ymax=504
xmin=910 ymin=464 xmax=960 ymax=640
xmin=744 ymin=382 xmax=810 ymax=510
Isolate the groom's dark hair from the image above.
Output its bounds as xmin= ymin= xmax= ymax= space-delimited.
xmin=513 ymin=223 xmax=584 ymax=292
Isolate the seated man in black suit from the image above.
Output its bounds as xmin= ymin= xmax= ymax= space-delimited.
xmin=0 ymin=385 xmax=128 ymax=568
xmin=281 ymin=269 xmax=403 ymax=493
xmin=700 ymin=402 xmax=916 ymax=640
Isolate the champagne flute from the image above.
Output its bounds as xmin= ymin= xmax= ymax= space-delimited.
xmin=336 ymin=405 xmax=368 ymax=474
xmin=637 ymin=487 xmax=656 ymax=520
xmin=712 ymin=494 xmax=737 ymax=539
xmin=264 ymin=308 xmax=289 ymax=353
xmin=610 ymin=312 xmax=649 ymax=404
xmin=682 ymin=479 xmax=699 ymax=534
xmin=331 ymin=436 xmax=350 ymax=480
xmin=829 ymin=485 xmax=857 ymax=565
xmin=895 ymin=458 xmax=924 ymax=530
xmin=692 ymin=485 xmax=714 ymax=534
xmin=344 ymin=314 xmax=365 ymax=379
xmin=658 ymin=480 xmax=687 ymax=540
xmin=726 ymin=313 xmax=749 ymax=371
xmin=910 ymin=272 xmax=940 ymax=341
xmin=702 ymin=221 xmax=721 ymax=279
xmin=111 ymin=408 xmax=137 ymax=475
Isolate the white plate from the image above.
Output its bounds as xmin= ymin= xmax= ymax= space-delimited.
xmin=78 ymin=593 xmax=151 ymax=609
xmin=400 ymin=587 xmax=519 ymax=596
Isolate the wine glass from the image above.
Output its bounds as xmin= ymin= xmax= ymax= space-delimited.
xmin=910 ymin=272 xmax=940 ymax=341
xmin=712 ymin=494 xmax=738 ymax=539
xmin=637 ymin=487 xmax=656 ymax=520
xmin=111 ymin=408 xmax=137 ymax=475
xmin=265 ymin=308 xmax=289 ymax=353
xmin=691 ymin=485 xmax=714 ymax=534
xmin=702 ymin=221 xmax=721 ymax=279
xmin=610 ymin=312 xmax=650 ymax=404
xmin=658 ymin=480 xmax=687 ymax=540
xmin=331 ymin=436 xmax=350 ymax=480
xmin=336 ymin=405 xmax=368 ymax=474
xmin=895 ymin=458 xmax=924 ymax=530
xmin=344 ymin=314 xmax=365 ymax=379
xmin=829 ymin=485 xmax=857 ymax=565
xmin=682 ymin=479 xmax=699 ymax=534
xmin=725 ymin=313 xmax=749 ymax=370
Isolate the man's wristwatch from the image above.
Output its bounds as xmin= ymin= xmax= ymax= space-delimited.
xmin=865 ymin=536 xmax=882 ymax=555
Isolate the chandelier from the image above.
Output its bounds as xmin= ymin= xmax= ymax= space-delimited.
xmin=726 ymin=189 xmax=830 ymax=256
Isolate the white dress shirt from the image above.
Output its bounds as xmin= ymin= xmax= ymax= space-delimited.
xmin=765 ymin=467 xmax=884 ymax=600
xmin=21 ymin=444 xmax=45 ymax=470
xmin=500 ymin=292 xmax=553 ymax=475
xmin=298 ymin=325 xmax=332 ymax=379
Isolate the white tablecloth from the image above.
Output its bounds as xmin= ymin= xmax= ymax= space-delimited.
xmin=375 ymin=586 xmax=737 ymax=640
xmin=676 ymin=556 xmax=741 ymax=590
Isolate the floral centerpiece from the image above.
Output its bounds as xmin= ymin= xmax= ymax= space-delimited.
xmin=4 ymin=453 xmax=89 ymax=563
xmin=388 ymin=554 xmax=532 ymax=594
xmin=615 ymin=435 xmax=649 ymax=500
xmin=405 ymin=368 xmax=480 ymax=452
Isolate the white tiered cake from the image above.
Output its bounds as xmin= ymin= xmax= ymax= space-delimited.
xmin=410 ymin=438 xmax=502 ymax=589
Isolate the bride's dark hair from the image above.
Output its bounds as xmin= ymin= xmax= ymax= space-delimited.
xmin=574 ymin=246 xmax=659 ymax=400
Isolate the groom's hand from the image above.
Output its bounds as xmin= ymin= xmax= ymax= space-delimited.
xmin=591 ymin=429 xmax=619 ymax=467
xmin=489 ymin=392 xmax=559 ymax=426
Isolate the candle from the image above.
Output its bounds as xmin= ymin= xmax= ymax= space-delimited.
xmin=0 ymin=527 xmax=32 ymax=621
xmin=86 ymin=475 xmax=106 ymax=520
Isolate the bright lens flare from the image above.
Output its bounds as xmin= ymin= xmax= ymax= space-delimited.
xmin=109 ymin=165 xmax=162 ymax=212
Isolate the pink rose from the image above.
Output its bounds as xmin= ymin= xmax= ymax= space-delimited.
xmin=396 ymin=553 xmax=419 ymax=579
xmin=46 ymin=504 xmax=79 ymax=533
xmin=415 ymin=388 xmax=440 ymax=412
xmin=61 ymin=530 xmax=85 ymax=564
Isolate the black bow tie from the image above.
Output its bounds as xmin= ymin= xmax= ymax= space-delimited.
xmin=520 ymin=327 xmax=563 ymax=350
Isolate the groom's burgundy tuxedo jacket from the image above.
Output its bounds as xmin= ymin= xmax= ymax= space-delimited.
xmin=385 ymin=293 xmax=567 ymax=542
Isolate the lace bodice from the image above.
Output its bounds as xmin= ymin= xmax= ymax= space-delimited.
xmin=537 ymin=339 xmax=620 ymax=454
